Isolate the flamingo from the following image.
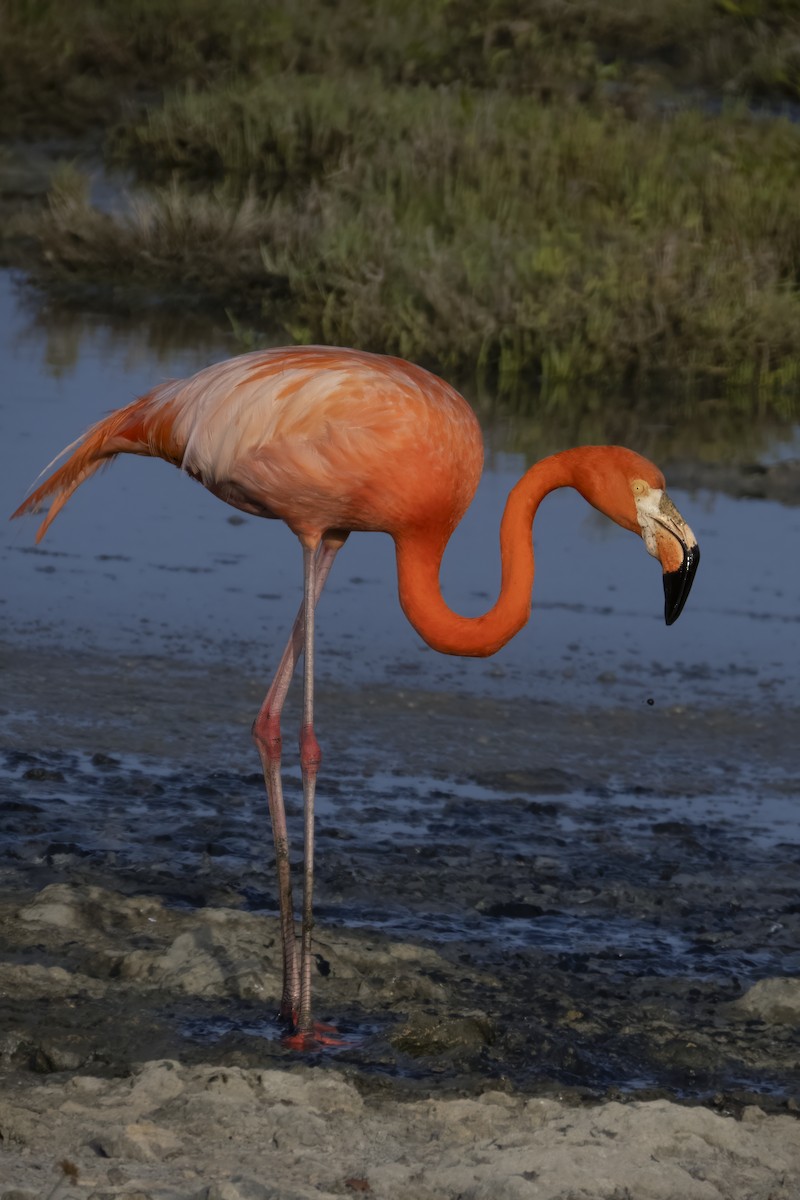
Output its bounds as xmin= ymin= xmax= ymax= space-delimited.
xmin=12 ymin=345 xmax=700 ymax=1044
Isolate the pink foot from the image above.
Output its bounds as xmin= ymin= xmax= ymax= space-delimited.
xmin=282 ymin=1020 xmax=353 ymax=1051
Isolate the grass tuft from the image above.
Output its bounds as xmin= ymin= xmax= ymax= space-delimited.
xmin=3 ymin=2 xmax=800 ymax=413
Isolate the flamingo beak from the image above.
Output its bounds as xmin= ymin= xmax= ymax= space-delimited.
xmin=663 ymin=536 xmax=700 ymax=625
xmin=636 ymin=490 xmax=700 ymax=625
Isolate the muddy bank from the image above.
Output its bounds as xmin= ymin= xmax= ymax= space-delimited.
xmin=2 ymin=1051 xmax=800 ymax=1200
xmin=2 ymin=867 xmax=799 ymax=1100
xmin=1 ymin=882 xmax=800 ymax=1199
xmin=2 ymin=637 xmax=799 ymax=1081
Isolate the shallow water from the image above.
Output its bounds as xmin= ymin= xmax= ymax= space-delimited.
xmin=2 ymin=268 xmax=800 ymax=1101
xmin=2 ymin=270 xmax=799 ymax=710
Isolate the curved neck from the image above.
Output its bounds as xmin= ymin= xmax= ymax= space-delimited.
xmin=395 ymin=448 xmax=586 ymax=657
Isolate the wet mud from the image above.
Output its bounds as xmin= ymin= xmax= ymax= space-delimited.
xmin=2 ymin=642 xmax=798 ymax=1122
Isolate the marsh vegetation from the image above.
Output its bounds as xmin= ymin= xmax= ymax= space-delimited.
xmin=3 ymin=0 xmax=800 ymax=421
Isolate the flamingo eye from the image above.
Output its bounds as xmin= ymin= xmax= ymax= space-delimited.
xmin=631 ymin=478 xmax=648 ymax=497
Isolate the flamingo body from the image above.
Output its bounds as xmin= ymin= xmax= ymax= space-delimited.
xmin=12 ymin=345 xmax=700 ymax=1041
xmin=28 ymin=347 xmax=484 ymax=548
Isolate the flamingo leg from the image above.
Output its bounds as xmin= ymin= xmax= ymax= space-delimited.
xmin=297 ymin=543 xmax=321 ymax=1034
xmin=252 ymin=534 xmax=344 ymax=1023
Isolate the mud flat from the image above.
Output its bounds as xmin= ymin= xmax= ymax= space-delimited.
xmin=1 ymin=638 xmax=799 ymax=1198
xmin=2 ymin=1048 xmax=799 ymax=1199
xmin=0 ymin=883 xmax=799 ymax=1200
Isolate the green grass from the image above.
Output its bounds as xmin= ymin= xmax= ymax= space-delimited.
xmin=3 ymin=1 xmax=800 ymax=414
xmin=4 ymin=0 xmax=800 ymax=137
xmin=14 ymin=91 xmax=800 ymax=406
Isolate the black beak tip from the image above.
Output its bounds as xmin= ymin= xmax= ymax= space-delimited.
xmin=663 ymin=542 xmax=700 ymax=626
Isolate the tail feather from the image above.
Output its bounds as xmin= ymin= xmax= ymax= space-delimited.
xmin=11 ymin=390 xmax=182 ymax=543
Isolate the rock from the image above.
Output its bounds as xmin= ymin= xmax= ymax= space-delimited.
xmin=29 ymin=1037 xmax=88 ymax=1073
xmin=392 ymin=1010 xmax=494 ymax=1056
xmin=0 ymin=1101 xmax=39 ymax=1147
xmin=200 ymin=1186 xmax=249 ymax=1200
xmin=18 ymin=883 xmax=164 ymax=935
xmin=59 ymin=1060 xmax=185 ymax=1121
xmin=732 ymin=977 xmax=800 ymax=1024
xmin=123 ymin=1059 xmax=188 ymax=1116
xmin=88 ymin=1120 xmax=182 ymax=1162
xmin=0 ymin=962 xmax=105 ymax=1000
xmin=18 ymin=884 xmax=87 ymax=930
xmin=119 ymin=915 xmax=281 ymax=1000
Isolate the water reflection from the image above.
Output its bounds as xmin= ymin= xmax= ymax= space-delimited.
xmin=12 ymin=277 xmax=238 ymax=378
xmin=478 ymin=383 xmax=800 ymax=470
xmin=2 ymin=269 xmax=799 ymax=710
xmin=10 ymin=271 xmax=800 ymax=467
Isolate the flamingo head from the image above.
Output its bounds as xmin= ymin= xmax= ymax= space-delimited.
xmin=630 ymin=476 xmax=700 ymax=625
xmin=569 ymin=447 xmax=700 ymax=626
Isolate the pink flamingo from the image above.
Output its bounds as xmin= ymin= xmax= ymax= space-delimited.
xmin=13 ymin=346 xmax=699 ymax=1043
